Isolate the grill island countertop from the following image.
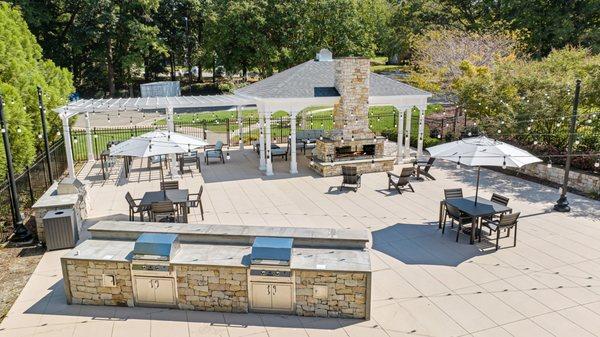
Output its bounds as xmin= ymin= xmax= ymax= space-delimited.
xmin=61 ymin=239 xmax=371 ymax=272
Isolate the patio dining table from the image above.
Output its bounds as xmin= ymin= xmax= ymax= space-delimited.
xmin=140 ymin=189 xmax=189 ymax=223
xmin=440 ymin=196 xmax=512 ymax=244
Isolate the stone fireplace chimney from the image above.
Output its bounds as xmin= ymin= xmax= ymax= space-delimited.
xmin=310 ymin=54 xmax=395 ymax=176
xmin=331 ymin=57 xmax=373 ymax=141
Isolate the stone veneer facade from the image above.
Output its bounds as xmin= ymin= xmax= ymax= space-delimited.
xmin=295 ymin=271 xmax=369 ymax=319
xmin=63 ymin=259 xmax=134 ymax=306
xmin=175 ymin=265 xmax=248 ymax=313
xmin=331 ymin=57 xmax=373 ymax=141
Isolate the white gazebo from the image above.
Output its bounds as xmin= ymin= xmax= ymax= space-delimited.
xmin=234 ymin=49 xmax=431 ymax=176
xmin=55 ymin=49 xmax=430 ymax=178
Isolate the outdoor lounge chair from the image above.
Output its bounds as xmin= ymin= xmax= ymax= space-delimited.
xmin=125 ymin=192 xmax=149 ymax=221
xmin=386 ymin=167 xmax=414 ymax=194
xmin=290 ymin=129 xmax=324 ymax=154
xmin=160 ymin=180 xmax=179 ymax=190
xmin=481 ymin=212 xmax=520 ymax=250
xmin=414 ymin=157 xmax=436 ymax=180
xmin=151 ymin=201 xmax=178 ymax=222
xmin=178 ymin=151 xmax=201 ymax=173
xmin=187 ymin=185 xmax=204 ymax=221
xmin=271 ymin=146 xmax=288 ymax=161
xmin=204 ymin=140 xmax=225 ymax=164
xmin=341 ymin=166 xmax=361 ymax=192
xmin=443 ymin=204 xmax=475 ymax=242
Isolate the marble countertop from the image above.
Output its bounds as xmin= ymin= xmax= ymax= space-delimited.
xmin=61 ymin=239 xmax=371 ymax=273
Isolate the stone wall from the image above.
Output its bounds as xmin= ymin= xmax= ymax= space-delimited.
xmin=295 ymin=271 xmax=369 ymax=319
xmin=311 ymin=158 xmax=395 ymax=177
xmin=517 ymin=163 xmax=599 ymax=194
xmin=332 ymin=57 xmax=372 ymax=140
xmin=63 ymin=259 xmax=133 ymax=306
xmin=175 ymin=265 xmax=248 ymax=313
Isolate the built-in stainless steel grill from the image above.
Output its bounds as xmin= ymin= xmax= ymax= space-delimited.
xmin=131 ymin=233 xmax=180 ymax=306
xmin=248 ymin=237 xmax=295 ymax=313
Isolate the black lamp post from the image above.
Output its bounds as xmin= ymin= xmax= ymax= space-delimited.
xmin=37 ymin=86 xmax=54 ymax=183
xmin=554 ymin=79 xmax=581 ymax=212
xmin=0 ymin=95 xmax=33 ymax=242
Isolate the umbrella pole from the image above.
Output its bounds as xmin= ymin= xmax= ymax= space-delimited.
xmin=475 ymin=166 xmax=481 ymax=205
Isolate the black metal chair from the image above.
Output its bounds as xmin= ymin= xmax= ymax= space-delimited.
xmin=387 ymin=167 xmax=414 ymax=194
xmin=187 ymin=185 xmax=204 ymax=221
xmin=438 ymin=188 xmax=464 ymax=229
xmin=160 ymin=180 xmax=179 ymax=190
xmin=340 ymin=166 xmax=361 ymax=192
xmin=443 ymin=204 xmax=475 ymax=242
xmin=125 ymin=192 xmax=149 ymax=221
xmin=481 ymin=212 xmax=520 ymax=250
xmin=151 ymin=201 xmax=178 ymax=222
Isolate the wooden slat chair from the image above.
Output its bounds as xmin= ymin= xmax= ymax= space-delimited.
xmin=386 ymin=167 xmax=415 ymax=194
xmin=491 ymin=193 xmax=509 ymax=206
xmin=187 ymin=185 xmax=205 ymax=221
xmin=151 ymin=201 xmax=178 ymax=222
xmin=125 ymin=192 xmax=149 ymax=221
xmin=204 ymin=140 xmax=225 ymax=164
xmin=481 ymin=212 xmax=520 ymax=250
xmin=416 ymin=157 xmax=436 ymax=180
xmin=340 ymin=166 xmax=362 ymax=192
xmin=160 ymin=180 xmax=179 ymax=190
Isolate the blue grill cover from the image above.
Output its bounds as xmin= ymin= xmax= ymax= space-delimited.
xmin=133 ymin=233 xmax=179 ymax=258
xmin=251 ymin=237 xmax=293 ymax=262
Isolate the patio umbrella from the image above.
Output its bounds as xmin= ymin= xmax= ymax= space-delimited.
xmin=138 ymin=130 xmax=208 ymax=150
xmin=109 ymin=137 xmax=188 ymax=184
xmin=426 ymin=136 xmax=541 ymax=205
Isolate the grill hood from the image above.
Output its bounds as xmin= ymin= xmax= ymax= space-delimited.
xmin=251 ymin=237 xmax=293 ymax=265
xmin=132 ymin=233 xmax=180 ymax=261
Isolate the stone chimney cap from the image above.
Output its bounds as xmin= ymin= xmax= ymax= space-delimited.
xmin=315 ymin=49 xmax=333 ymax=62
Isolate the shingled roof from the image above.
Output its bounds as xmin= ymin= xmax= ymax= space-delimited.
xmin=235 ymin=58 xmax=430 ymax=100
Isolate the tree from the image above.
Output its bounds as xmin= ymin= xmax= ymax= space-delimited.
xmin=0 ymin=3 xmax=73 ymax=176
xmin=408 ymin=29 xmax=518 ymax=92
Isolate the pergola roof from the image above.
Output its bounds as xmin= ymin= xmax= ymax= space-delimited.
xmin=55 ymin=95 xmax=256 ymax=118
xmin=235 ymin=58 xmax=431 ymax=99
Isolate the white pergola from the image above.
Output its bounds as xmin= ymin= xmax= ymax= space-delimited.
xmin=54 ymin=95 xmax=255 ymax=178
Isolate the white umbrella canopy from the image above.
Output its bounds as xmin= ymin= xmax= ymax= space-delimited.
xmin=427 ymin=136 xmax=541 ymax=168
xmin=426 ymin=136 xmax=542 ymax=204
xmin=109 ymin=137 xmax=187 ymax=158
xmin=138 ymin=130 xmax=208 ymax=150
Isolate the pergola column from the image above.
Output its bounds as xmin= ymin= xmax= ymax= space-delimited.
xmin=394 ymin=106 xmax=406 ymax=163
xmin=166 ymin=106 xmax=179 ymax=177
xmin=416 ymin=105 xmax=426 ymax=157
xmin=290 ymin=111 xmax=298 ymax=174
xmin=61 ymin=115 xmax=75 ymax=178
xmin=237 ymin=105 xmax=243 ymax=150
xmin=258 ymin=109 xmax=266 ymax=171
xmin=265 ymin=113 xmax=273 ymax=176
xmin=404 ymin=107 xmax=412 ymax=160
xmin=84 ymin=112 xmax=94 ymax=162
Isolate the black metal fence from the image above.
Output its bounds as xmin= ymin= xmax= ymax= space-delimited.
xmin=0 ymin=139 xmax=67 ymax=235
xmin=69 ymin=110 xmax=467 ymax=161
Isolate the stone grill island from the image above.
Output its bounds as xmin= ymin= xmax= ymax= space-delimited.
xmin=60 ymin=221 xmax=372 ymax=319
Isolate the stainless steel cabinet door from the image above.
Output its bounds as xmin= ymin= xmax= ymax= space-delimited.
xmin=154 ymin=278 xmax=176 ymax=304
xmin=135 ymin=277 xmax=156 ymax=303
xmin=270 ymin=283 xmax=293 ymax=311
xmin=250 ymin=282 xmax=272 ymax=309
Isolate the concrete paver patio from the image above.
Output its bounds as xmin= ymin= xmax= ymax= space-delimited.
xmin=1 ymin=146 xmax=600 ymax=337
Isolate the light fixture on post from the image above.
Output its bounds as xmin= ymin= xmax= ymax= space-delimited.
xmin=0 ymin=95 xmax=32 ymax=243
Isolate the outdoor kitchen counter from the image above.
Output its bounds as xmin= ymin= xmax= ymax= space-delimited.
xmin=88 ymin=221 xmax=369 ymax=249
xmin=61 ymin=239 xmax=370 ymax=272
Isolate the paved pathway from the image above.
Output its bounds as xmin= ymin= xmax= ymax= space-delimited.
xmin=1 ymin=149 xmax=600 ymax=337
